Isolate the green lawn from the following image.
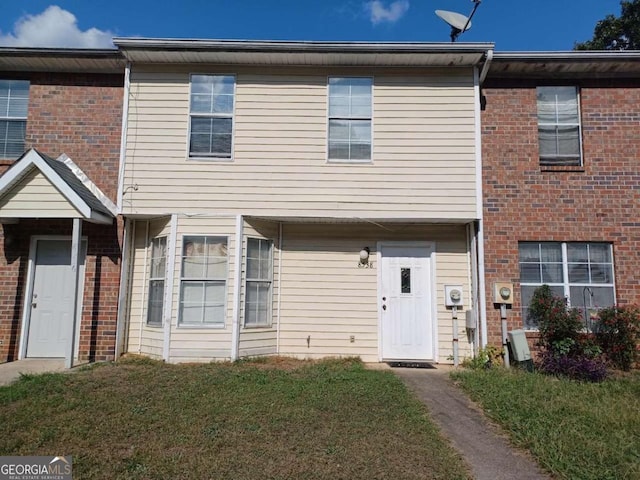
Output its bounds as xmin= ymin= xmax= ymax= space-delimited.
xmin=1 ymin=357 xmax=470 ymax=480
xmin=452 ymin=368 xmax=640 ymax=480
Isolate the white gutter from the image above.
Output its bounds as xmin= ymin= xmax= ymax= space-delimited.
xmin=474 ymin=65 xmax=488 ymax=347
xmin=230 ymin=214 xmax=243 ymax=361
xmin=116 ymin=62 xmax=131 ymax=214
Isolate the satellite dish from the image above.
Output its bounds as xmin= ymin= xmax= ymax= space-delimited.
xmin=435 ymin=0 xmax=482 ymax=42
xmin=436 ymin=10 xmax=471 ymax=32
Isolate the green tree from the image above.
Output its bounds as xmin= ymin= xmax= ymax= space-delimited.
xmin=575 ymin=0 xmax=640 ymax=50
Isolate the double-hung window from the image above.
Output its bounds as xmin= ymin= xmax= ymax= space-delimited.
xmin=189 ymin=74 xmax=235 ymax=159
xmin=179 ymin=236 xmax=228 ymax=326
xmin=536 ymin=86 xmax=582 ymax=166
xmin=0 ymin=80 xmax=29 ymax=159
xmin=244 ymin=238 xmax=273 ymax=327
xmin=147 ymin=236 xmax=167 ymax=326
xmin=328 ymin=77 xmax=372 ymax=162
xmin=519 ymin=242 xmax=615 ymax=329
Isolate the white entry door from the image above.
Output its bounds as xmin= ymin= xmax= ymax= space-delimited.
xmin=26 ymin=239 xmax=86 ymax=358
xmin=380 ymin=244 xmax=434 ymax=361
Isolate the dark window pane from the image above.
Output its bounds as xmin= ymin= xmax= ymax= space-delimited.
xmin=519 ymin=243 xmax=540 ymax=262
xmin=520 ymin=263 xmax=541 ymax=283
xmin=568 ymin=263 xmax=590 ymax=283
xmin=590 ymin=263 xmax=613 ymax=283
xmin=541 ymin=264 xmax=563 ymax=283
xmin=589 ymin=244 xmax=611 ymax=263
xmin=567 ymin=243 xmax=588 ymax=262
xmin=401 ymin=268 xmax=411 ymax=294
xmin=147 ymin=280 xmax=165 ymax=325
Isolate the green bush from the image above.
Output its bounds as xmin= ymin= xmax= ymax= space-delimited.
xmin=528 ymin=285 xmax=608 ymax=381
xmin=528 ymin=285 xmax=583 ymax=355
xmin=594 ymin=306 xmax=640 ymax=371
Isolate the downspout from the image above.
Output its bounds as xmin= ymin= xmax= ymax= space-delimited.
xmin=117 ymin=62 xmax=131 ymax=214
xmin=276 ymin=222 xmax=283 ymax=354
xmin=230 ymin=214 xmax=243 ymax=361
xmin=479 ymin=49 xmax=493 ymax=84
xmin=115 ymin=217 xmax=132 ymax=358
xmin=474 ymin=54 xmax=490 ymax=348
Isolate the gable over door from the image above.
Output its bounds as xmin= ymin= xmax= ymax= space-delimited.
xmin=380 ymin=243 xmax=435 ymax=361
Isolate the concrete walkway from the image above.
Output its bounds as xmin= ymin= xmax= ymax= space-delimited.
xmin=0 ymin=359 xmax=66 ymax=386
xmin=392 ymin=366 xmax=552 ymax=480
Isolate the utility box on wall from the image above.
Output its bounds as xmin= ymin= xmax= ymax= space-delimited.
xmin=508 ymin=329 xmax=531 ymax=362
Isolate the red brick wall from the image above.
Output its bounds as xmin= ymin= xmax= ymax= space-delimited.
xmin=481 ymin=79 xmax=640 ymax=346
xmin=0 ymin=72 xmax=123 ymax=362
xmin=0 ymin=219 xmax=123 ymax=362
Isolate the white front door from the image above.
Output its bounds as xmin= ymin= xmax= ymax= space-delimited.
xmin=380 ymin=244 xmax=434 ymax=361
xmin=26 ymin=239 xmax=86 ymax=358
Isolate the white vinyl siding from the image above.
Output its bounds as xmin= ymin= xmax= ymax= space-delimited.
xmin=189 ymin=74 xmax=234 ymax=159
xmin=537 ymin=86 xmax=582 ymax=166
xmin=0 ymin=168 xmax=81 ymax=218
xmin=146 ymin=236 xmax=166 ymax=326
xmin=328 ymin=77 xmax=372 ymax=162
xmin=126 ymin=217 xmax=172 ymax=359
xmin=244 ymin=237 xmax=273 ymax=327
xmin=278 ymin=223 xmax=472 ymax=363
xmin=179 ymin=236 xmax=228 ymax=326
xmin=519 ymin=242 xmax=615 ymax=329
xmin=123 ymin=67 xmax=477 ymax=220
xmin=0 ymin=80 xmax=29 ymax=159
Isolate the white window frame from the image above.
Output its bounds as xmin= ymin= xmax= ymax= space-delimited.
xmin=146 ymin=236 xmax=167 ymax=327
xmin=0 ymin=79 xmax=29 ymax=159
xmin=519 ymin=241 xmax=616 ymax=329
xmin=327 ymin=76 xmax=373 ymax=163
xmin=244 ymin=237 xmax=273 ymax=328
xmin=536 ymin=86 xmax=583 ymax=166
xmin=178 ymin=235 xmax=229 ymax=328
xmin=187 ymin=74 xmax=236 ymax=161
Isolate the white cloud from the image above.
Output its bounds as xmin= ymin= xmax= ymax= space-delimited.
xmin=365 ymin=0 xmax=410 ymax=25
xmin=0 ymin=5 xmax=114 ymax=48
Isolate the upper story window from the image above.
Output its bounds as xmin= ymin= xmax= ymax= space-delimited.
xmin=519 ymin=242 xmax=615 ymax=329
xmin=0 ymin=80 xmax=29 ymax=159
xmin=189 ymin=74 xmax=235 ymax=159
xmin=536 ymin=86 xmax=582 ymax=166
xmin=328 ymin=77 xmax=372 ymax=162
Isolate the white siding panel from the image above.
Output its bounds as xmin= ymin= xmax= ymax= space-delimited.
xmin=126 ymin=217 xmax=171 ymax=359
xmin=167 ymin=215 xmax=238 ymax=361
xmin=123 ymin=67 xmax=478 ymax=220
xmin=277 ymin=223 xmax=472 ymax=363
xmin=0 ymin=169 xmax=81 ymax=218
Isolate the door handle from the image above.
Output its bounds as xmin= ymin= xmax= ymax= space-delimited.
xmin=31 ymin=302 xmax=37 ymax=309
xmin=382 ymin=304 xmax=386 ymax=311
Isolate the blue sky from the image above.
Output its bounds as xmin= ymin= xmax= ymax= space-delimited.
xmin=0 ymin=1 xmax=625 ymax=51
